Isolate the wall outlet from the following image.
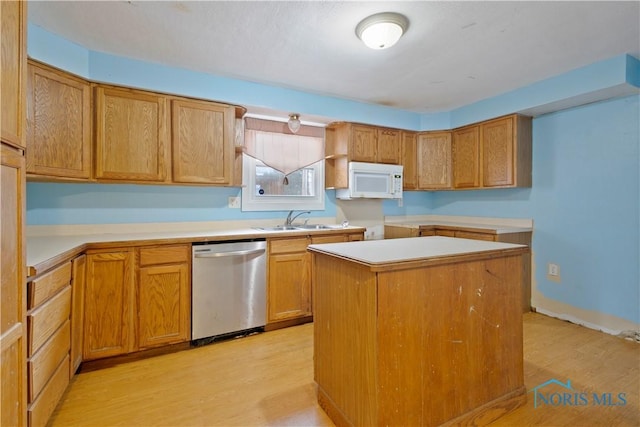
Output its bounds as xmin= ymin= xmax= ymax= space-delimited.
xmin=228 ymin=196 xmax=241 ymax=209
xmin=547 ymin=262 xmax=561 ymax=283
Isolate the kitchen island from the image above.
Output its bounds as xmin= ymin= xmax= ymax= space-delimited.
xmin=308 ymin=236 xmax=529 ymax=426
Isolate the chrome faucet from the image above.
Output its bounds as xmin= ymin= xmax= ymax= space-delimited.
xmin=285 ymin=210 xmax=310 ymax=226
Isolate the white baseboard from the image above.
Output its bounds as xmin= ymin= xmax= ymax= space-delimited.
xmin=535 ymin=307 xmax=639 ymax=341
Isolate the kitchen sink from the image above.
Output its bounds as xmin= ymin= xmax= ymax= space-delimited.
xmin=254 ymin=224 xmax=341 ymax=231
xmin=293 ymin=224 xmax=331 ymax=230
xmin=254 ymin=225 xmax=300 ymax=231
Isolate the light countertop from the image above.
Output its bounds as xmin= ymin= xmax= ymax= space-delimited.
xmin=384 ymin=215 xmax=533 ymax=234
xmin=308 ymin=236 xmax=527 ymax=266
xmin=26 ymin=225 xmax=363 ymax=277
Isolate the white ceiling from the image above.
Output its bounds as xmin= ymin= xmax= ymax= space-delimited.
xmin=29 ymin=1 xmax=640 ymax=115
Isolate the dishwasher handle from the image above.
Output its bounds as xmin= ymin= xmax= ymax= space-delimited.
xmin=193 ymin=248 xmax=266 ymax=258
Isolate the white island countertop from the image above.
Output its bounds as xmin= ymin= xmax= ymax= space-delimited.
xmin=308 ymin=236 xmax=527 ymax=267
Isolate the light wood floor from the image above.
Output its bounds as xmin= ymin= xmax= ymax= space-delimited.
xmin=49 ymin=313 xmax=639 ymax=426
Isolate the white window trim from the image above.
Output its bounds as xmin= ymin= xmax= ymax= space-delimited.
xmin=241 ymin=154 xmax=325 ymax=212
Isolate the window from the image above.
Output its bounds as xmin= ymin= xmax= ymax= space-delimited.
xmin=241 ymin=154 xmax=325 ymax=211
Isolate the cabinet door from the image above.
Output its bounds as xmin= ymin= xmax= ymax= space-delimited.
xmin=349 ymin=125 xmax=377 ymax=162
xmin=481 ymin=116 xmax=514 ymax=187
xmin=171 ymin=99 xmax=234 ymax=185
xmin=70 ymin=255 xmax=86 ymax=376
xmin=452 ymin=126 xmax=480 ymax=189
xmin=310 ymin=234 xmax=348 ymax=244
xmin=417 ymin=132 xmax=452 ymax=189
xmin=83 ymin=250 xmax=134 ymax=360
xmin=454 ymin=230 xmax=496 ymax=241
xmin=138 ymin=263 xmax=190 ymax=349
xmin=94 ymin=86 xmax=169 ymax=182
xmin=1 ymin=143 xmax=27 ymax=427
xmin=384 ymin=225 xmax=418 ymax=239
xmin=268 ymin=252 xmax=311 ymax=322
xmin=376 ymin=128 xmax=401 ymax=164
xmin=0 ymin=0 xmax=26 ymax=149
xmin=26 ymin=62 xmax=91 ymax=179
xmin=401 ymin=132 xmax=417 ymax=189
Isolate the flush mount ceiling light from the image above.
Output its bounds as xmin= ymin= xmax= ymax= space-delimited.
xmin=287 ymin=113 xmax=301 ymax=133
xmin=355 ymin=12 xmax=409 ymax=50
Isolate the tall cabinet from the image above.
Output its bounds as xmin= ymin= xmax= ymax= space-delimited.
xmin=1 ymin=1 xmax=28 ymax=426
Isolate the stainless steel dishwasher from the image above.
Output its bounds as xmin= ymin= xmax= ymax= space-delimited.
xmin=191 ymin=239 xmax=267 ymax=342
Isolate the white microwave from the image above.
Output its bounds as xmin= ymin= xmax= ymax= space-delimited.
xmin=335 ymin=162 xmax=403 ymax=200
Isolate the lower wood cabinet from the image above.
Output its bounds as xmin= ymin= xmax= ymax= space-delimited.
xmin=268 ymin=237 xmax=311 ymax=322
xmin=267 ymin=232 xmax=362 ymax=324
xmin=137 ymin=245 xmax=191 ymax=349
xmin=26 ymin=261 xmax=72 ymax=427
xmin=83 ymin=249 xmax=135 ymax=360
xmin=69 ymin=255 xmax=86 ymax=376
xmin=386 ymin=225 xmax=532 ymax=312
xmin=83 ymin=244 xmax=191 ymax=361
xmin=384 ymin=225 xmax=419 ymax=239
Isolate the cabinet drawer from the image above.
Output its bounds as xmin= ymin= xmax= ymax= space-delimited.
xmin=28 ymin=355 xmax=70 ymax=427
xmin=28 ymin=320 xmax=70 ymax=402
xmin=269 ymin=238 xmax=308 ymax=254
xmin=28 ymin=262 xmax=72 ymax=309
xmin=28 ymin=286 xmax=71 ymax=357
xmin=310 ymin=235 xmax=347 ymax=245
xmin=139 ymin=245 xmax=190 ymax=267
xmin=454 ymin=231 xmax=496 ymax=241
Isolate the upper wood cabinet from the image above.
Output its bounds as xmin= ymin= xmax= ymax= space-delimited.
xmin=376 ymin=128 xmax=402 ymax=164
xmin=1 ymin=0 xmax=27 ymax=149
xmin=171 ymin=98 xmax=234 ymax=185
xmin=417 ymin=131 xmax=452 ymax=190
xmin=452 ymin=125 xmax=480 ymax=189
xmin=326 ymin=122 xmax=402 ymax=164
xmin=350 ymin=124 xmax=378 ymax=162
xmin=324 ymin=125 xmax=348 ymax=189
xmin=94 ymin=86 xmax=170 ymax=183
xmin=401 ymin=131 xmax=417 ymax=190
xmin=26 ymin=61 xmax=91 ymax=179
xmin=452 ymin=114 xmax=532 ymax=189
xmin=402 ymin=114 xmax=531 ymax=191
xmin=324 ymin=122 xmax=402 ymax=188
xmin=481 ymin=115 xmax=532 ymax=188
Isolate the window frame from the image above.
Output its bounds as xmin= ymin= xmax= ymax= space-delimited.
xmin=241 ymin=154 xmax=325 ymax=212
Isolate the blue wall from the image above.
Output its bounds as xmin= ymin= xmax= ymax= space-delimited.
xmin=429 ymin=96 xmax=639 ymax=324
xmin=25 ymin=24 xmax=640 ymax=325
xmin=26 ymin=184 xmax=342 ymax=224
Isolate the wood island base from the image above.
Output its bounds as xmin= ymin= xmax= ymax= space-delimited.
xmin=309 ymin=237 xmax=528 ymax=426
